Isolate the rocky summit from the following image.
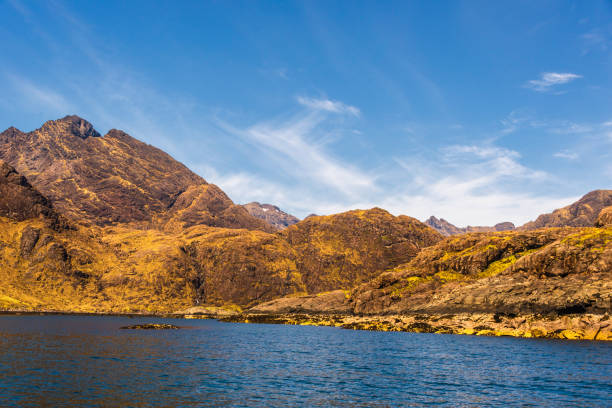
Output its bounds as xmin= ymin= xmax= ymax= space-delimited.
xmin=0 ymin=115 xmax=610 ymax=341
xmin=243 ymin=202 xmax=300 ymax=230
xmin=0 ymin=116 xmax=270 ymax=231
xmin=520 ymin=190 xmax=612 ymax=230
xmin=425 ymin=216 xmax=515 ymax=236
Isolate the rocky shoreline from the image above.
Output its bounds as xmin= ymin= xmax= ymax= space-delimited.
xmin=218 ymin=312 xmax=612 ymax=341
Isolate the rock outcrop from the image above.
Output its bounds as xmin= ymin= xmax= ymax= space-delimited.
xmin=243 ymin=202 xmax=300 ymax=230
xmin=596 ymin=206 xmax=612 ymax=227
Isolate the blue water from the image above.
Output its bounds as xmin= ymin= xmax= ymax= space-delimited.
xmin=0 ymin=315 xmax=610 ymax=407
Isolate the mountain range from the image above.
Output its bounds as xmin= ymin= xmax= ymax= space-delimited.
xmin=0 ymin=115 xmax=610 ymax=340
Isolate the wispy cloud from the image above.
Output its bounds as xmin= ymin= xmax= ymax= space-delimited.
xmin=553 ymin=150 xmax=579 ymax=160
xmin=525 ymin=72 xmax=582 ymax=92
xmin=580 ymin=28 xmax=610 ymax=55
xmin=500 ymin=111 xmax=601 ymax=136
xmin=297 ymin=96 xmax=360 ymax=116
xmin=5 ymin=73 xmax=72 ymax=112
xmin=217 ymin=108 xmax=374 ymax=201
xmin=376 ymin=144 xmax=573 ymax=226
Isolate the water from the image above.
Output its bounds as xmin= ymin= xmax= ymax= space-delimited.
xmin=0 ymin=315 xmax=610 ymax=407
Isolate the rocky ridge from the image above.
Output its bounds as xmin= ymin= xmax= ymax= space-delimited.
xmin=521 ymin=190 xmax=612 ymax=230
xmin=425 ymin=216 xmax=515 ymax=236
xmin=243 ymin=202 xmax=300 ymax=230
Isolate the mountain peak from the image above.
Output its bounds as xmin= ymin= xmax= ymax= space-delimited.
xmin=243 ymin=202 xmax=300 ymax=230
xmin=425 ymin=215 xmax=516 ymax=236
xmin=521 ymin=189 xmax=612 ymax=230
xmin=43 ymin=115 xmax=101 ymax=139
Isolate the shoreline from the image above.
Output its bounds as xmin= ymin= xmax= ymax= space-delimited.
xmin=220 ymin=312 xmax=612 ymax=341
xmin=3 ymin=309 xmax=610 ymax=341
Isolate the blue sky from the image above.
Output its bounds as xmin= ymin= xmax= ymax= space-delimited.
xmin=1 ymin=0 xmax=611 ymax=226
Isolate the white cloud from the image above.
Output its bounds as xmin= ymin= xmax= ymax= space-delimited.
xmin=217 ymin=111 xmax=375 ymax=201
xmin=297 ymin=96 xmax=360 ymax=116
xmin=525 ymin=72 xmax=582 ymax=92
xmin=553 ymin=150 xmax=579 ymax=160
xmin=378 ymin=145 xmax=573 ymax=226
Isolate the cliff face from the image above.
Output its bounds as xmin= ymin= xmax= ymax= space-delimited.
xmin=521 ymin=190 xmax=612 ymax=230
xmin=0 ymin=116 xmax=271 ymax=231
xmin=425 ymin=216 xmax=515 ymax=236
xmin=243 ymin=202 xmax=300 ymax=230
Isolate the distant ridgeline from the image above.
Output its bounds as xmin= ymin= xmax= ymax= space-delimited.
xmin=0 ymin=116 xmax=610 ymax=341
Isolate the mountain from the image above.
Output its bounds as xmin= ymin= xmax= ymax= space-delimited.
xmin=0 ymin=115 xmax=271 ymax=232
xmin=521 ymin=190 xmax=612 ymax=230
xmin=1 ymin=115 xmax=610 ymax=341
xmin=243 ymin=202 xmax=300 ymax=230
xmin=425 ymin=216 xmax=515 ymax=236
xmin=0 ymin=137 xmax=442 ymax=312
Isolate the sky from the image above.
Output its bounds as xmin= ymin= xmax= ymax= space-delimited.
xmin=1 ymin=0 xmax=611 ymax=226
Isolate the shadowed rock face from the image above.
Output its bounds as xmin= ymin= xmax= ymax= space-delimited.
xmin=521 ymin=190 xmax=612 ymax=230
xmin=0 ymin=116 xmax=271 ymax=231
xmin=243 ymin=202 xmax=300 ymax=230
xmin=425 ymin=216 xmax=515 ymax=236
xmin=0 ymin=161 xmax=64 ymax=228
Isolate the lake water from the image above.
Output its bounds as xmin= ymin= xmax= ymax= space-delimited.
xmin=0 ymin=315 xmax=610 ymax=407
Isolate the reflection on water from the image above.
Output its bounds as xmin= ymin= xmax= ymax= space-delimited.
xmin=0 ymin=315 xmax=610 ymax=407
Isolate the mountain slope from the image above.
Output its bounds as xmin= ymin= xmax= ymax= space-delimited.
xmin=0 ymin=116 xmax=271 ymax=231
xmin=0 ymin=166 xmax=442 ymax=311
xmin=349 ymin=227 xmax=611 ymax=315
xmin=521 ymin=190 xmax=612 ymax=230
xmin=282 ymin=208 xmax=443 ymax=293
